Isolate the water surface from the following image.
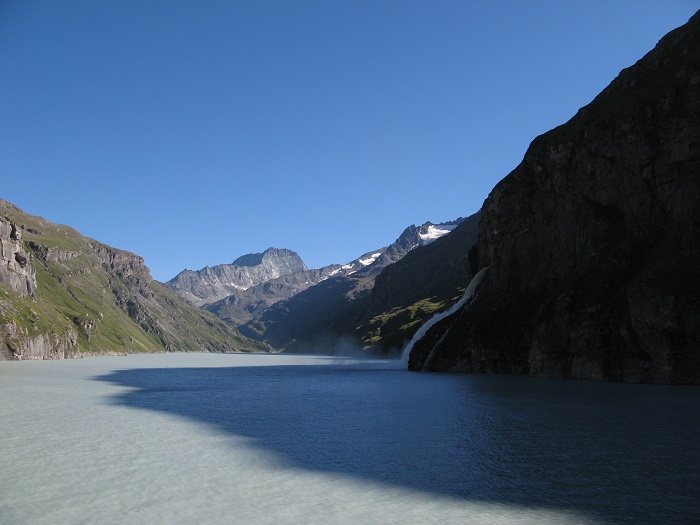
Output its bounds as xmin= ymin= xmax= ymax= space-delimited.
xmin=1 ymin=353 xmax=698 ymax=524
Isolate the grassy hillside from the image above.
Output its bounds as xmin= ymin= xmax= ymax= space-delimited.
xmin=0 ymin=199 xmax=266 ymax=358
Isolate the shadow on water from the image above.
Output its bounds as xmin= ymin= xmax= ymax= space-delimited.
xmin=94 ymin=360 xmax=700 ymax=524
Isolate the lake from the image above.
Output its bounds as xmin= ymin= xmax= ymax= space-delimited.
xmin=1 ymin=353 xmax=698 ymax=524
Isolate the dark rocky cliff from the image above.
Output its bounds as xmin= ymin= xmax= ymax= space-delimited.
xmin=410 ymin=12 xmax=700 ymax=384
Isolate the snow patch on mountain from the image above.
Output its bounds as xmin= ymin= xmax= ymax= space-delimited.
xmin=359 ymin=253 xmax=381 ymax=266
xmin=419 ymin=224 xmax=457 ymax=244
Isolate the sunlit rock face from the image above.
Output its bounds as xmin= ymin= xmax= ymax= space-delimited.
xmin=0 ymin=198 xmax=266 ymax=360
xmin=166 ymin=247 xmax=308 ymax=307
xmin=412 ymin=12 xmax=700 ymax=384
xmin=0 ymin=218 xmax=36 ymax=298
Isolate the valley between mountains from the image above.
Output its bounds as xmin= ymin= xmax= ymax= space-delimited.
xmin=2 ymin=11 xmax=699 ymax=384
xmin=165 ymin=216 xmax=479 ymax=354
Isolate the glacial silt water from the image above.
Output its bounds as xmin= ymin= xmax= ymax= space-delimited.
xmin=1 ymin=353 xmax=699 ymax=524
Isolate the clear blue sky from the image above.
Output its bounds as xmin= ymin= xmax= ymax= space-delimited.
xmin=1 ymin=1 xmax=696 ymax=282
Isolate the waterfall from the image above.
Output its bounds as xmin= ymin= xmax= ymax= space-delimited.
xmin=421 ymin=327 xmax=451 ymax=372
xmin=399 ymin=267 xmax=489 ymax=368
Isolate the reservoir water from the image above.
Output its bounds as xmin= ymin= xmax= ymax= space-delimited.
xmin=1 ymin=353 xmax=698 ymax=524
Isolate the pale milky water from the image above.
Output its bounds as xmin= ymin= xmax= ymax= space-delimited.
xmin=1 ymin=354 xmax=699 ymax=525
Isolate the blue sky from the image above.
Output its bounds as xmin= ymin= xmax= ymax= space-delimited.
xmin=1 ymin=1 xmax=696 ymax=282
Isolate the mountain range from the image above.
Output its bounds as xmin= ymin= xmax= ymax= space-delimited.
xmin=236 ymin=215 xmax=479 ymax=353
xmin=165 ymin=219 xmax=465 ymax=333
xmin=166 ymin=247 xmax=308 ymax=307
xmin=1 ymin=12 xmax=698 ymax=383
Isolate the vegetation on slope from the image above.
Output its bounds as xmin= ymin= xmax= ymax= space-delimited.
xmin=0 ymin=199 xmax=266 ymax=358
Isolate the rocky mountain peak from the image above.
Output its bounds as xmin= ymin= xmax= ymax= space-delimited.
xmin=231 ymin=253 xmax=265 ymax=267
xmin=379 ymin=219 xmax=463 ymax=265
xmin=232 ymin=247 xmax=304 ymax=268
xmin=165 ymin=247 xmax=307 ymax=307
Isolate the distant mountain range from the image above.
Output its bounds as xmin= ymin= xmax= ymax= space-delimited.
xmin=237 ymin=214 xmax=480 ymax=353
xmin=166 ymin=247 xmax=308 ymax=307
xmin=166 ymin=219 xmax=466 ymax=332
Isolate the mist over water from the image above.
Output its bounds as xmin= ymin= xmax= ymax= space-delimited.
xmin=1 ymin=353 xmax=699 ymax=525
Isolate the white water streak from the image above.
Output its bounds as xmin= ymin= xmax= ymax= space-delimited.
xmin=399 ymin=267 xmax=489 ymax=368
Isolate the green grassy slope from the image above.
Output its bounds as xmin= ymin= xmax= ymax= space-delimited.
xmin=0 ymin=199 xmax=266 ymax=357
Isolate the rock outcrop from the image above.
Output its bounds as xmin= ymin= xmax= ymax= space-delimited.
xmin=0 ymin=218 xmax=36 ymax=298
xmin=2 ymin=323 xmax=79 ymax=360
xmin=410 ymin=12 xmax=700 ymax=384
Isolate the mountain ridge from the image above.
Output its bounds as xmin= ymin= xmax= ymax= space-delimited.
xmin=165 ymin=247 xmax=308 ymax=307
xmin=199 ymin=219 xmax=464 ymax=327
xmin=238 ymin=214 xmax=479 ymax=353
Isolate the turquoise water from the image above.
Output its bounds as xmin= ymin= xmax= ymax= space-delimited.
xmin=1 ymin=353 xmax=698 ymax=524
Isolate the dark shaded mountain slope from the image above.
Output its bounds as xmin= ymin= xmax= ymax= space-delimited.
xmin=343 ymin=211 xmax=481 ymax=353
xmin=410 ymin=12 xmax=700 ymax=384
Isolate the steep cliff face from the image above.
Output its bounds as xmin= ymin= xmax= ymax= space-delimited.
xmin=1 ymin=325 xmax=79 ymax=360
xmin=0 ymin=199 xmax=266 ymax=359
xmin=166 ymin=247 xmax=308 ymax=306
xmin=411 ymin=12 xmax=700 ymax=383
xmin=0 ymin=218 xmax=36 ymax=298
